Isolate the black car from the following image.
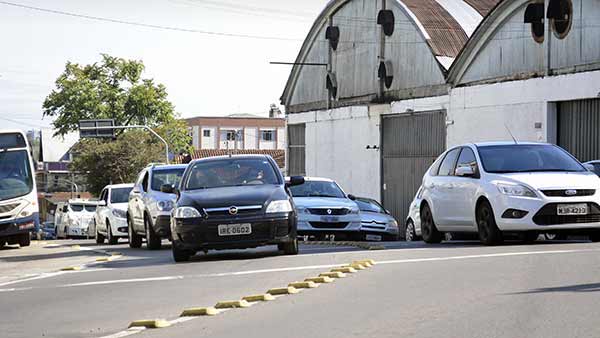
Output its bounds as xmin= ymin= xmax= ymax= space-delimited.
xmin=163 ymin=155 xmax=304 ymax=262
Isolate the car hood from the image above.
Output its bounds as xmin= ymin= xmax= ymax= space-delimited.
xmin=493 ymin=172 xmax=600 ymax=190
xmin=111 ymin=203 xmax=128 ymax=211
xmin=179 ymin=185 xmax=287 ymax=209
xmin=293 ymin=197 xmax=357 ymax=209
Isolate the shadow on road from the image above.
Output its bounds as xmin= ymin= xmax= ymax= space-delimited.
xmin=0 ymin=249 xmax=100 ymax=263
xmin=511 ymin=282 xmax=600 ymax=294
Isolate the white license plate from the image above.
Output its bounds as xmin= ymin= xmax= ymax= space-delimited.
xmin=365 ymin=234 xmax=382 ymax=242
xmin=218 ymin=223 xmax=252 ymax=236
xmin=557 ymin=204 xmax=588 ymax=216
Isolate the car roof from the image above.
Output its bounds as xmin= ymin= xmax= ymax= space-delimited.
xmin=191 ymin=154 xmax=272 ymax=163
xmin=285 ymin=176 xmax=335 ymax=183
xmin=151 ymin=164 xmax=188 ymax=171
xmin=471 ymin=141 xmax=551 ymax=147
xmin=106 ymin=183 xmax=134 ymax=189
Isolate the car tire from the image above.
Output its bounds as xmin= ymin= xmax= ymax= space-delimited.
xmin=476 ymin=201 xmax=503 ymax=246
xmin=18 ymin=233 xmax=30 ymax=247
xmin=107 ymin=221 xmax=118 ymax=245
xmin=144 ymin=216 xmax=162 ymax=250
xmin=96 ymin=227 xmax=105 ymax=244
xmin=420 ymin=204 xmax=442 ymax=244
xmin=128 ymin=217 xmax=142 ymax=249
xmin=405 ymin=220 xmax=417 ymax=242
xmin=172 ymin=241 xmax=192 ymax=262
xmin=281 ymin=238 xmax=299 ymax=255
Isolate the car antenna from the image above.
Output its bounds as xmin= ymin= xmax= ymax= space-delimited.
xmin=504 ymin=124 xmax=518 ymax=144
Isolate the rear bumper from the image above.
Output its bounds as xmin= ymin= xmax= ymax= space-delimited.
xmin=0 ymin=213 xmax=38 ymax=237
xmin=153 ymin=215 xmax=172 ymax=238
xmin=173 ymin=214 xmax=295 ymax=250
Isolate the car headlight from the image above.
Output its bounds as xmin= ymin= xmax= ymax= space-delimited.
xmin=496 ymin=183 xmax=537 ymax=198
xmin=112 ymin=209 xmax=127 ymax=218
xmin=349 ymin=207 xmax=359 ymax=214
xmin=157 ymin=200 xmax=174 ymax=211
xmin=388 ymin=220 xmax=398 ymax=228
xmin=173 ymin=207 xmax=201 ymax=218
xmin=266 ymin=200 xmax=292 ymax=213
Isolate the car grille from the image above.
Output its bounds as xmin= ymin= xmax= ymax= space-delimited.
xmin=308 ymin=208 xmax=350 ymax=215
xmin=541 ymin=189 xmax=596 ymax=197
xmin=204 ymin=205 xmax=263 ymax=218
xmin=533 ymin=203 xmax=600 ymax=225
xmin=309 ymin=222 xmax=349 ymax=229
xmin=0 ymin=203 xmax=20 ymax=214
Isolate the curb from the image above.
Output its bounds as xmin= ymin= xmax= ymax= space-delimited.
xmin=242 ymin=294 xmax=275 ymax=302
xmin=300 ymin=240 xmax=387 ymax=250
xmin=215 ymin=300 xmax=251 ymax=309
xmin=128 ymin=319 xmax=170 ymax=329
xmin=267 ymin=287 xmax=300 ymax=295
xmin=305 ymin=276 xmax=334 ymax=284
xmin=288 ymin=281 xmax=319 ymax=289
xmin=180 ymin=307 xmax=219 ymax=317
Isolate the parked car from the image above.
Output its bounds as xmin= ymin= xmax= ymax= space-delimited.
xmin=39 ymin=221 xmax=56 ymax=240
xmin=127 ymin=164 xmax=187 ymax=250
xmin=289 ymin=177 xmax=361 ymax=240
xmin=354 ymin=197 xmax=399 ymax=241
xmin=166 ymin=155 xmax=304 ymax=262
xmin=55 ymin=199 xmax=99 ymax=239
xmin=405 ymin=187 xmax=423 ymax=241
xmin=94 ymin=183 xmax=134 ymax=245
xmin=419 ymin=142 xmax=600 ymax=245
xmin=583 ymin=160 xmax=600 ymax=176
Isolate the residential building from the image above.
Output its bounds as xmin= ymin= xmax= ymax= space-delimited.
xmin=39 ymin=129 xmax=87 ymax=194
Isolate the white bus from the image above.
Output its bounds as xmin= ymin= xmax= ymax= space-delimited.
xmin=0 ymin=130 xmax=39 ymax=247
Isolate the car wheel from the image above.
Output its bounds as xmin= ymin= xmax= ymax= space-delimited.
xmin=128 ymin=217 xmax=142 ymax=249
xmin=18 ymin=233 xmax=31 ymax=247
xmin=589 ymin=232 xmax=600 ymax=243
xmin=420 ymin=204 xmax=442 ymax=244
xmin=476 ymin=201 xmax=503 ymax=246
xmin=281 ymin=238 xmax=299 ymax=255
xmin=522 ymin=231 xmax=540 ymax=244
xmin=405 ymin=220 xmax=416 ymax=242
xmin=144 ymin=216 xmax=161 ymax=250
xmin=172 ymin=241 xmax=192 ymax=262
xmin=107 ymin=221 xmax=118 ymax=245
xmin=96 ymin=226 xmax=105 ymax=244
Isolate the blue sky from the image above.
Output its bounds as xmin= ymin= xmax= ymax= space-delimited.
xmin=0 ymin=0 xmax=324 ymax=131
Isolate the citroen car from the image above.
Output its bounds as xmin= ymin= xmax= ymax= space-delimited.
xmin=419 ymin=142 xmax=600 ymax=245
xmin=355 ymin=197 xmax=399 ymax=241
xmin=167 ymin=155 xmax=304 ymax=262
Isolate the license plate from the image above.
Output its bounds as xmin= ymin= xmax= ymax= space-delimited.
xmin=218 ymin=223 xmax=252 ymax=236
xmin=365 ymin=234 xmax=382 ymax=242
xmin=557 ymin=204 xmax=588 ymax=216
xmin=322 ymin=216 xmax=340 ymax=222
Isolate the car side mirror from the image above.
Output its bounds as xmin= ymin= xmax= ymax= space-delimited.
xmin=455 ymin=166 xmax=475 ymax=177
xmin=286 ymin=176 xmax=305 ymax=187
xmin=160 ymin=184 xmax=176 ymax=194
xmin=347 ymin=194 xmax=356 ymax=201
xmin=98 ymin=201 xmax=106 ymax=207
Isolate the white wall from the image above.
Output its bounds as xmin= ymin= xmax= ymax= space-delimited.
xmin=192 ymin=126 xmax=200 ymax=149
xmin=276 ymin=127 xmax=286 ymax=150
xmin=244 ymin=127 xmax=257 ymax=149
xmin=258 ymin=128 xmax=276 ymax=150
xmin=201 ymin=127 xmax=216 ymax=149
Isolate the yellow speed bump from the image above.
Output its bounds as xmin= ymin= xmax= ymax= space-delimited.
xmin=215 ymin=300 xmax=251 ymax=309
xmin=61 ymin=266 xmax=82 ymax=271
xmin=180 ymin=307 xmax=218 ymax=317
xmin=305 ymin=276 xmax=334 ymax=284
xmin=71 ymin=245 xmax=81 ymax=250
xmin=288 ymin=281 xmax=319 ymax=289
xmin=95 ymin=257 xmax=110 ymax=262
xmin=345 ymin=263 xmax=367 ymax=270
xmin=267 ymin=287 xmax=299 ymax=295
xmin=128 ymin=319 xmax=171 ymax=329
xmin=319 ymin=271 xmax=346 ymax=278
xmin=354 ymin=259 xmax=376 ymax=266
xmin=242 ymin=294 xmax=275 ymax=302
xmin=331 ymin=267 xmax=357 ymax=274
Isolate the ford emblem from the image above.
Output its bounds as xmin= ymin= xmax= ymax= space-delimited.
xmin=229 ymin=206 xmax=238 ymax=215
xmin=565 ymin=190 xmax=577 ymax=196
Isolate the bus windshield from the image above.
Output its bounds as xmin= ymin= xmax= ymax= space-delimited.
xmin=0 ymin=150 xmax=33 ymax=202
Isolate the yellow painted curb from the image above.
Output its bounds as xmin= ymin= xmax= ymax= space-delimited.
xmin=354 ymin=259 xmax=376 ymax=266
xmin=96 ymin=257 xmax=109 ymax=262
xmin=267 ymin=287 xmax=300 ymax=295
xmin=61 ymin=266 xmax=82 ymax=271
xmin=71 ymin=245 xmax=81 ymax=250
xmin=345 ymin=263 xmax=367 ymax=270
xmin=319 ymin=271 xmax=346 ymax=278
xmin=242 ymin=294 xmax=275 ymax=302
xmin=288 ymin=281 xmax=319 ymax=289
xmin=305 ymin=276 xmax=334 ymax=284
xmin=215 ymin=300 xmax=251 ymax=309
xmin=331 ymin=267 xmax=357 ymax=273
xmin=128 ymin=319 xmax=171 ymax=328
xmin=180 ymin=307 xmax=218 ymax=316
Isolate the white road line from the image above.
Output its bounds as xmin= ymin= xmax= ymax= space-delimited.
xmin=97 ymin=327 xmax=146 ymax=338
xmin=0 ymin=287 xmax=33 ymax=292
xmin=62 ymin=275 xmax=184 ymax=288
xmin=0 ymin=268 xmax=114 ymax=288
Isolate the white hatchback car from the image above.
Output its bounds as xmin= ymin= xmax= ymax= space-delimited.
xmin=94 ymin=183 xmax=134 ymax=245
xmin=419 ymin=142 xmax=600 ymax=245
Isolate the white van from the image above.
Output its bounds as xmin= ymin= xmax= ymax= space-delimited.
xmin=55 ymin=199 xmax=100 ymax=239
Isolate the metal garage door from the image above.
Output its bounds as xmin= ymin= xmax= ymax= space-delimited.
xmin=288 ymin=124 xmax=306 ymax=176
xmin=558 ymin=98 xmax=600 ymax=162
xmin=381 ymin=111 xmax=446 ymax=235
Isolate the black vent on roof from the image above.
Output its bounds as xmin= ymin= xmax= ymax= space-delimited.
xmin=325 ymin=26 xmax=340 ymax=51
xmin=378 ymin=61 xmax=394 ymax=89
xmin=377 ymin=10 xmax=395 ymax=36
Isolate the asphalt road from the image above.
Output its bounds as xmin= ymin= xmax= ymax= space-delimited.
xmin=2 ymin=239 xmax=600 ymax=338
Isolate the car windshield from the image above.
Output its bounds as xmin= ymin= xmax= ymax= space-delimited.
xmin=355 ymin=199 xmax=385 ymax=213
xmin=478 ymin=145 xmax=586 ymax=174
xmin=69 ymin=204 xmax=84 ymax=212
xmin=185 ymin=158 xmax=279 ymax=190
xmin=151 ymin=169 xmax=185 ymax=191
xmin=289 ymin=181 xmax=345 ymax=198
xmin=84 ymin=205 xmax=97 ymax=212
xmin=0 ymin=150 xmax=33 ymax=202
xmin=110 ymin=187 xmax=132 ymax=203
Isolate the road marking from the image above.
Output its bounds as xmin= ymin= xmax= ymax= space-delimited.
xmin=0 ymin=268 xmax=113 ymax=288
xmin=97 ymin=328 xmax=146 ymax=338
xmin=62 ymin=275 xmax=184 ymax=288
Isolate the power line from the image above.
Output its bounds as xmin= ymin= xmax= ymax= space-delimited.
xmin=0 ymin=1 xmax=302 ymax=42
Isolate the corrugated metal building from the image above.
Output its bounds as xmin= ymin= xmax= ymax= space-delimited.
xmin=283 ymin=0 xmax=600 ymax=236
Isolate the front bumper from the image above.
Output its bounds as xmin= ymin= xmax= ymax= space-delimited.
xmin=297 ymin=213 xmax=362 ymax=235
xmin=359 ymin=223 xmax=399 ymax=236
xmin=151 ymin=213 xmax=172 ymax=238
xmin=491 ymin=193 xmax=600 ymax=231
xmin=0 ymin=213 xmax=38 ymax=237
xmin=172 ymin=214 xmax=295 ymax=250
xmin=110 ymin=217 xmax=129 ymax=236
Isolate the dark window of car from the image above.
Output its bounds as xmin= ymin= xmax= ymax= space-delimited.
xmin=477 ymin=144 xmax=586 ymax=173
xmin=185 ymin=158 xmax=279 ymax=190
xmin=355 ymin=198 xmax=385 ymax=213
xmin=110 ymin=187 xmax=133 ymax=203
xmin=592 ymin=164 xmax=600 ymax=176
xmin=99 ymin=189 xmax=107 ymax=202
xmin=151 ymin=169 xmax=184 ymax=191
xmin=437 ymin=148 xmax=461 ymax=176
xmin=289 ymin=180 xmax=345 ymax=198
xmin=456 ymin=147 xmax=479 ymax=175
xmin=84 ymin=205 xmax=97 ymax=212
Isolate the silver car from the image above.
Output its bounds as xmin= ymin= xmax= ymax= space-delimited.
xmin=355 ymin=197 xmax=399 ymax=241
xmin=290 ymin=177 xmax=361 ymax=240
xmin=405 ymin=187 xmax=423 ymax=242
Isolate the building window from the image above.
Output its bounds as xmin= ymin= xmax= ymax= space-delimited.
xmin=203 ymin=130 xmax=211 ymax=137
xmin=547 ymin=0 xmax=573 ymax=39
xmin=261 ymin=130 xmax=274 ymax=142
xmin=226 ymin=131 xmax=236 ymax=141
